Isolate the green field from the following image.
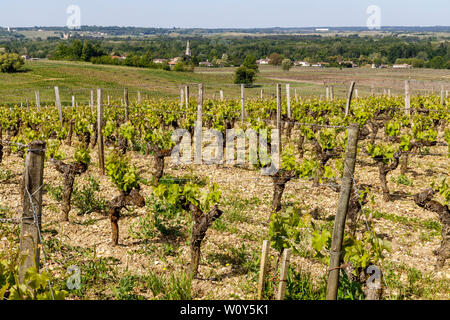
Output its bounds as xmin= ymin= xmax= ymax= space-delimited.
xmin=0 ymin=60 xmax=449 ymax=105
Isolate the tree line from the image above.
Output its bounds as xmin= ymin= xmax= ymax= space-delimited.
xmin=1 ymin=34 xmax=449 ymax=71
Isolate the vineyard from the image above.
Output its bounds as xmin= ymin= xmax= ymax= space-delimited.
xmin=0 ymin=84 xmax=449 ymax=300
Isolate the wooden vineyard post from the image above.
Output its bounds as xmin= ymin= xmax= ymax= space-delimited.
xmin=355 ymin=88 xmax=358 ymax=99
xmin=405 ymin=80 xmax=411 ymax=116
xmin=294 ymin=88 xmax=298 ymax=102
xmin=90 ymin=90 xmax=94 ymax=114
xmin=345 ymin=81 xmax=356 ymax=117
xmin=124 ymin=88 xmax=129 ymax=122
xmin=257 ymin=240 xmax=270 ymax=300
xmin=276 ymin=83 xmax=282 ymax=155
xmin=185 ymin=85 xmax=190 ymax=109
xmin=54 ymin=86 xmax=63 ymax=127
xmin=180 ymin=87 xmax=184 ymax=108
xmin=72 ymin=96 xmax=75 ymax=108
xmin=19 ymin=140 xmax=46 ymax=283
xmin=219 ymin=90 xmax=224 ymax=101
xmin=97 ymin=89 xmax=105 ymax=175
xmin=35 ymin=91 xmax=40 ymax=112
xmin=275 ymin=248 xmax=292 ymax=300
xmin=137 ymin=91 xmax=141 ymax=104
xmin=260 ymin=89 xmax=264 ymax=99
xmin=286 ymin=84 xmax=291 ymax=118
xmin=388 ymin=88 xmax=391 ymax=97
xmin=441 ymin=86 xmax=446 ymax=107
xmin=326 ymin=86 xmax=329 ymax=101
xmin=330 ymin=86 xmax=334 ymax=101
xmin=194 ymin=84 xmax=203 ymax=165
xmin=26 ymin=99 xmax=29 ymax=112
xmin=107 ymin=95 xmax=111 ymax=106
xmin=241 ymin=84 xmax=245 ymax=122
xmin=326 ymin=123 xmax=360 ymax=300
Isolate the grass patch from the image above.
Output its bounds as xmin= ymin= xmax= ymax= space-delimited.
xmin=0 ymin=168 xmax=14 ymax=182
xmin=391 ymin=174 xmax=413 ymax=186
xmin=44 ymin=184 xmax=63 ymax=202
xmin=207 ymin=243 xmax=260 ymax=276
xmin=383 ymin=262 xmax=450 ymax=300
xmin=72 ymin=176 xmax=107 ymax=215
xmin=369 ymin=209 xmax=441 ymax=232
xmin=144 ymin=270 xmax=192 ymax=300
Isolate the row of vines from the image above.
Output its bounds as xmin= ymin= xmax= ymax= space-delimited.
xmin=0 ymin=90 xmax=449 ymax=299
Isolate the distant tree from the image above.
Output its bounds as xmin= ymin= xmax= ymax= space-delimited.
xmin=81 ymin=40 xmax=95 ymax=61
xmin=173 ymin=61 xmax=193 ymax=72
xmin=269 ymin=53 xmax=282 ymax=66
xmin=0 ymin=53 xmax=24 ymax=73
xmin=242 ymin=55 xmax=258 ymax=71
xmin=234 ymin=66 xmax=256 ymax=85
xmin=71 ymin=40 xmax=83 ymax=60
xmin=427 ymin=56 xmax=447 ymax=69
xmin=416 ymin=51 xmax=429 ymax=61
xmin=161 ymin=62 xmax=171 ymax=71
xmin=281 ymin=58 xmax=293 ymax=71
xmin=212 ymin=58 xmax=225 ymax=67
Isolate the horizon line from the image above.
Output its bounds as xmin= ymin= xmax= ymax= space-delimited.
xmin=3 ymin=25 xmax=450 ymax=29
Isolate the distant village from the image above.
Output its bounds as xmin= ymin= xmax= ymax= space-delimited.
xmin=14 ymin=33 xmax=414 ymax=69
xmin=254 ymin=57 xmax=412 ymax=69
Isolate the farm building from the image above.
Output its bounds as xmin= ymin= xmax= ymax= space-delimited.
xmin=153 ymin=58 xmax=168 ymax=64
xmin=169 ymin=57 xmax=183 ymax=66
xmin=199 ymin=61 xmax=213 ymax=67
xmin=294 ymin=61 xmax=311 ymax=67
xmin=256 ymin=58 xmax=269 ymax=65
xmin=393 ymin=64 xmax=412 ymax=69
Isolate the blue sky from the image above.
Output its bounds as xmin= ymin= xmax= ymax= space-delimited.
xmin=1 ymin=0 xmax=449 ymax=28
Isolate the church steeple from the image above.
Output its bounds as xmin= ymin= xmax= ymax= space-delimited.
xmin=185 ymin=41 xmax=191 ymax=57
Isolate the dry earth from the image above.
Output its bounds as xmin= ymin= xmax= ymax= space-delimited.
xmin=0 ymin=129 xmax=449 ymax=300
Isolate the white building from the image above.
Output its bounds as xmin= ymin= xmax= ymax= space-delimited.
xmin=199 ymin=61 xmax=213 ymax=67
xmin=256 ymin=58 xmax=269 ymax=65
xmin=393 ymin=64 xmax=411 ymax=69
xmin=294 ymin=61 xmax=310 ymax=67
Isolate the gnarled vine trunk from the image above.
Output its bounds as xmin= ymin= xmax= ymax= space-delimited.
xmin=148 ymin=144 xmax=172 ymax=185
xmin=414 ymin=188 xmax=449 ymax=269
xmin=52 ymin=160 xmax=88 ymax=221
xmin=375 ymin=152 xmax=400 ymax=202
xmin=400 ymin=140 xmax=436 ymax=174
xmin=185 ymin=202 xmax=223 ymax=278
xmin=271 ymin=174 xmax=294 ymax=215
xmin=66 ymin=120 xmax=73 ymax=146
xmin=311 ymin=138 xmax=342 ymax=187
xmin=297 ymin=132 xmax=305 ymax=158
xmin=285 ymin=119 xmax=294 ymax=141
xmin=77 ymin=131 xmax=91 ymax=147
xmin=326 ymin=181 xmax=369 ymax=235
xmin=91 ymin=120 xmax=98 ymax=148
xmin=108 ymin=188 xmax=145 ymax=246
